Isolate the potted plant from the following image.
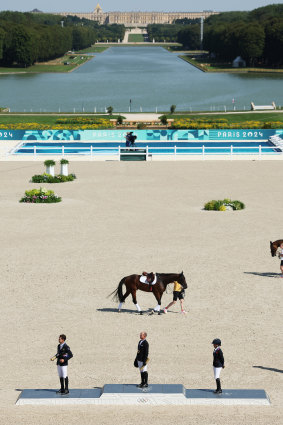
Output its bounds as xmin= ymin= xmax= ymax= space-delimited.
xmin=44 ymin=160 xmax=56 ymax=176
xmin=60 ymin=158 xmax=69 ymax=176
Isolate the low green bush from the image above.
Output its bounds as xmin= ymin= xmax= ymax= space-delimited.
xmin=60 ymin=159 xmax=69 ymax=165
xmin=31 ymin=173 xmax=76 ymax=183
xmin=44 ymin=159 xmax=55 ymax=167
xmin=20 ymin=187 xmax=61 ymax=203
xmin=204 ymin=198 xmax=245 ymax=211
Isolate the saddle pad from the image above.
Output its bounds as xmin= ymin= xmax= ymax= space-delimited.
xmin=139 ymin=275 xmax=157 ymax=285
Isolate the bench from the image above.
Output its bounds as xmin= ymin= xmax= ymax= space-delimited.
xmin=251 ymin=102 xmax=276 ymax=111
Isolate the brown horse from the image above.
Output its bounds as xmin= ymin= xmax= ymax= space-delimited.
xmin=109 ymin=272 xmax=188 ymax=315
xmin=270 ymin=240 xmax=283 ymax=257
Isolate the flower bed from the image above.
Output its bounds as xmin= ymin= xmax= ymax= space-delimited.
xmin=31 ymin=173 xmax=76 ymax=183
xmin=20 ymin=188 xmax=61 ymax=203
xmin=204 ymin=199 xmax=245 ymax=211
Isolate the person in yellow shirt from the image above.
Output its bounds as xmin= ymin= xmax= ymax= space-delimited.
xmin=163 ymin=281 xmax=187 ymax=315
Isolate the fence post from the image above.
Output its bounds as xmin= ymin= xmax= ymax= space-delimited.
xmin=174 ymin=145 xmax=177 ymax=160
xmin=230 ymin=145 xmax=233 ymax=160
xmin=62 ymin=146 xmax=64 ymax=157
xmin=90 ymin=145 xmax=93 ymax=160
xmin=33 ymin=146 xmax=37 ymax=160
xmin=259 ymin=145 xmax=262 ymax=160
xmin=146 ymin=146 xmax=148 ymax=161
xmin=118 ymin=145 xmax=121 ymax=161
xmin=202 ymin=145 xmax=205 ymax=160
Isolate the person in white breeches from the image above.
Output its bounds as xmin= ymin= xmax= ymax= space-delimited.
xmin=50 ymin=334 xmax=73 ymax=395
xmin=212 ymin=338 xmax=225 ymax=394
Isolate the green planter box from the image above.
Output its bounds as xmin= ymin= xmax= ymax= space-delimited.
xmin=120 ymin=149 xmax=146 ymax=161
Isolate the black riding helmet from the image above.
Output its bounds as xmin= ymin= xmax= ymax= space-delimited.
xmin=212 ymin=338 xmax=221 ymax=346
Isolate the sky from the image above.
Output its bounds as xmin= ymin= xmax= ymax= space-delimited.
xmin=0 ymin=0 xmax=282 ymax=13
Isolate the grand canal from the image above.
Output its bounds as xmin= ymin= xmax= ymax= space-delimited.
xmin=1 ymin=46 xmax=283 ymax=112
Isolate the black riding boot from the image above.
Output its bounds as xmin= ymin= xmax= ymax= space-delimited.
xmin=214 ymin=378 xmax=222 ymax=394
xmin=56 ymin=377 xmax=64 ymax=394
xmin=64 ymin=377 xmax=69 ymax=394
xmin=137 ymin=372 xmax=144 ymax=388
xmin=143 ymin=371 xmax=148 ymax=388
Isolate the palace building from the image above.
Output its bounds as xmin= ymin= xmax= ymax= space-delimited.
xmin=57 ymin=3 xmax=218 ymax=26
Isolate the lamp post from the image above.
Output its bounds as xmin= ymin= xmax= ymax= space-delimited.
xmin=200 ymin=17 xmax=204 ymax=50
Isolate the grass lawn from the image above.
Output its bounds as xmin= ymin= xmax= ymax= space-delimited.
xmin=0 ymin=55 xmax=91 ymax=74
xmin=128 ymin=34 xmax=145 ymax=42
xmin=0 ymin=114 xmax=124 ymax=126
xmin=179 ymin=55 xmax=283 ymax=74
xmin=0 ymin=112 xmax=282 ymax=128
xmin=163 ymin=112 xmax=283 ymax=124
xmin=76 ymin=46 xmax=109 ymax=53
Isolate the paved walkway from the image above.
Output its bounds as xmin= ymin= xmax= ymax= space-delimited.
xmin=122 ymin=113 xmax=160 ymax=121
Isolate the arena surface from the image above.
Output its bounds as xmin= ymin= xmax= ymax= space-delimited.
xmin=0 ymin=161 xmax=282 ymax=425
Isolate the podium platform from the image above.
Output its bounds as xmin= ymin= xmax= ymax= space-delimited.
xmin=16 ymin=385 xmax=270 ymax=406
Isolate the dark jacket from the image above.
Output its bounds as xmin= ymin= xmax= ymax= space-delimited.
xmin=136 ymin=339 xmax=149 ymax=365
xmin=56 ymin=343 xmax=73 ymax=366
xmin=213 ymin=347 xmax=224 ymax=367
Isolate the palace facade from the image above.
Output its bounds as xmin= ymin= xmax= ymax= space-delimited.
xmin=57 ymin=3 xmax=218 ymax=26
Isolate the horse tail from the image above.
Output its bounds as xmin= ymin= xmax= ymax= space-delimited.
xmin=107 ymin=277 xmax=126 ymax=303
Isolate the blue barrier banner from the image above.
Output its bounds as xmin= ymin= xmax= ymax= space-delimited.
xmin=0 ymin=129 xmax=282 ymax=141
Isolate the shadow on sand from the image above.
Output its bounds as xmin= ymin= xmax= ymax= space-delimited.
xmin=244 ymin=272 xmax=281 ymax=278
xmin=253 ymin=366 xmax=283 ymax=374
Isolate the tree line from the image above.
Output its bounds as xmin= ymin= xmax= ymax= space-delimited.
xmin=147 ymin=4 xmax=283 ymax=66
xmin=203 ymin=4 xmax=283 ymax=66
xmin=147 ymin=22 xmax=199 ymax=44
xmin=0 ymin=11 xmax=125 ymax=67
xmin=177 ymin=4 xmax=283 ymax=66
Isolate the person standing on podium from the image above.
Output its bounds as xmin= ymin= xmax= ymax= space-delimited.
xmin=50 ymin=334 xmax=73 ymax=395
xmin=134 ymin=331 xmax=149 ymax=388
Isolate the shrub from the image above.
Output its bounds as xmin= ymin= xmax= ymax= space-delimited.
xmin=44 ymin=159 xmax=55 ymax=167
xmin=20 ymin=187 xmax=61 ymax=203
xmin=204 ymin=199 xmax=245 ymax=211
xmin=116 ymin=115 xmax=123 ymax=125
xmin=60 ymin=159 xmax=69 ymax=165
xmin=170 ymin=105 xmax=176 ymax=114
xmin=160 ymin=115 xmax=168 ymax=125
xmin=137 ymin=122 xmax=146 ymax=129
xmin=31 ymin=173 xmax=76 ymax=183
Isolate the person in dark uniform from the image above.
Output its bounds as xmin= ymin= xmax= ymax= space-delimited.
xmin=50 ymin=334 xmax=73 ymax=394
xmin=129 ymin=132 xmax=137 ymax=147
xmin=134 ymin=331 xmax=149 ymax=388
xmin=212 ymin=338 xmax=224 ymax=394
xmin=125 ymin=132 xmax=131 ymax=147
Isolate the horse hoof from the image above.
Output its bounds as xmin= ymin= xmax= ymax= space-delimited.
xmin=139 ymin=312 xmax=143 ymax=315
xmin=158 ymin=312 xmax=161 ymax=315
xmin=149 ymin=310 xmax=154 ymax=316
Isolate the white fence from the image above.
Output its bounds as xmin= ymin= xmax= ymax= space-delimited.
xmin=12 ymin=144 xmax=283 ymax=160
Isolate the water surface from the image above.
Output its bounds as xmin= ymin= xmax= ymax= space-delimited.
xmin=1 ymin=47 xmax=282 ymax=112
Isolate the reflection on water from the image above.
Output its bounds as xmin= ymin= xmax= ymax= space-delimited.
xmin=0 ymin=46 xmax=282 ymax=112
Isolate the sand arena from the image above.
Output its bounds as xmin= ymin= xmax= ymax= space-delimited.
xmin=0 ymin=160 xmax=282 ymax=424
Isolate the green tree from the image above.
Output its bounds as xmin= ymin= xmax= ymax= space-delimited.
xmin=107 ymin=106 xmax=113 ymax=115
xmin=9 ymin=26 xmax=35 ymax=66
xmin=177 ymin=25 xmax=200 ymax=49
xmin=170 ymin=105 xmax=176 ymax=114
xmin=237 ymin=24 xmax=265 ymax=65
xmin=0 ymin=28 xmax=5 ymax=60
